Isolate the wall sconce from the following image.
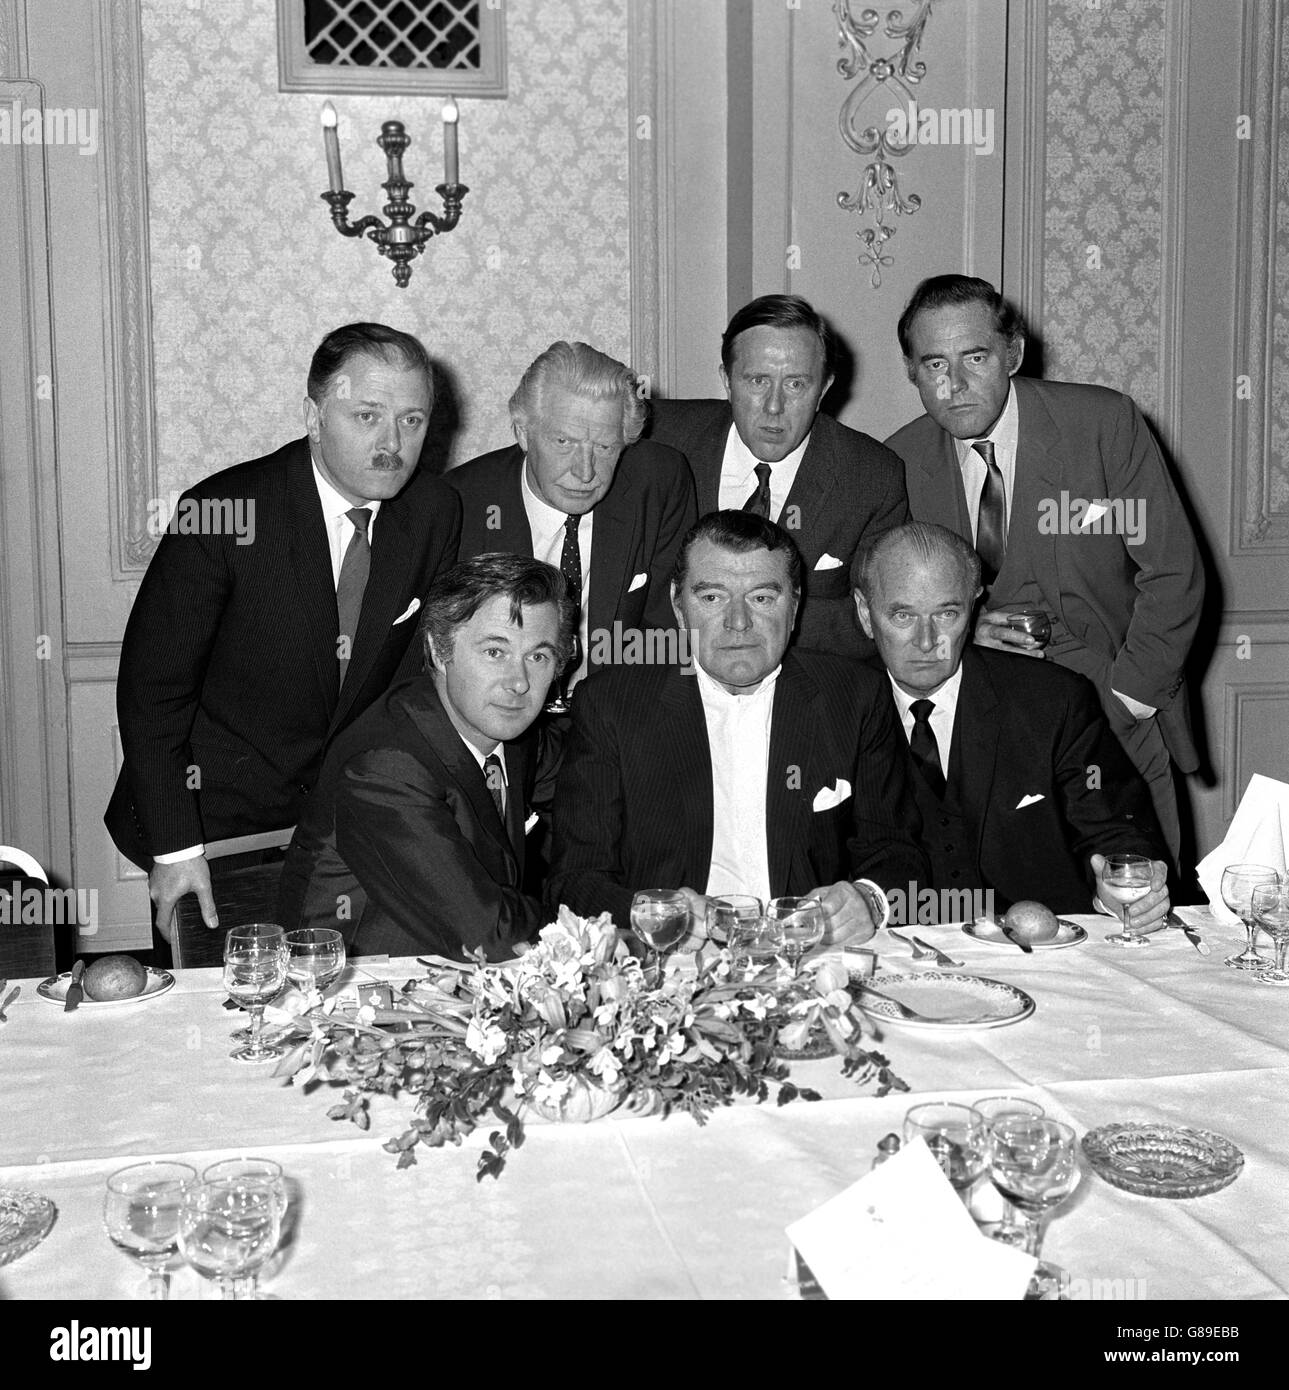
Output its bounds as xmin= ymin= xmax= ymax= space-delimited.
xmin=319 ymin=99 xmax=468 ymax=289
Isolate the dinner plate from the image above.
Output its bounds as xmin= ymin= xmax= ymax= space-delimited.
xmin=0 ymin=1188 xmax=56 ymax=1267
xmin=964 ymin=918 xmax=1088 ymax=950
xmin=37 ymin=967 xmax=175 ymax=1007
xmin=852 ymin=970 xmax=1035 ymax=1031
xmin=1081 ymin=1123 xmax=1244 ymax=1198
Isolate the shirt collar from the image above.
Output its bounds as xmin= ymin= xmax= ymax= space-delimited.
xmin=726 ymin=420 xmax=812 ymax=479
xmin=694 ymin=658 xmax=783 ymax=705
xmin=458 ymin=735 xmax=507 ymax=781
xmin=887 ymin=663 xmax=964 ymax=722
xmin=311 ymin=459 xmax=383 ymax=527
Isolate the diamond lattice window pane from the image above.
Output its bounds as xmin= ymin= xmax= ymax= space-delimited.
xmin=304 ymin=0 xmax=483 ymax=71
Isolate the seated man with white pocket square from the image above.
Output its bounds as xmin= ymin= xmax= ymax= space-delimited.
xmin=647 ymin=294 xmax=909 ymax=660
xmin=854 ymin=521 xmax=1170 ymax=922
xmin=547 ymin=512 xmax=927 ymax=947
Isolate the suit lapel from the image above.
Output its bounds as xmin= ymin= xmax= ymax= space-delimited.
xmin=1003 ymin=378 xmax=1062 ymax=606
xmin=952 ymin=647 xmax=1002 ymax=872
xmin=685 ymin=406 xmax=734 ymax=513
xmin=586 ymin=464 xmax=641 ymax=642
xmin=660 ymin=670 xmax=715 ymax=884
xmin=780 ymin=425 xmax=839 ymax=548
xmin=915 ymin=427 xmax=973 ymax=540
xmin=765 ymin=657 xmax=815 ymax=894
xmin=497 ymin=448 xmax=537 ymax=556
xmin=286 ymin=446 xmax=342 ymax=715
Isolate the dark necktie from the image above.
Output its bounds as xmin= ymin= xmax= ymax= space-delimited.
xmin=336 ymin=507 xmax=371 ymax=688
xmin=972 ymin=440 xmax=1006 ymax=584
xmin=553 ymin=514 xmax=583 ymax=702
xmin=483 ymin=752 xmax=506 ymax=824
xmin=743 ymin=462 xmax=773 ymax=518
xmin=908 ymin=698 xmax=946 ymax=800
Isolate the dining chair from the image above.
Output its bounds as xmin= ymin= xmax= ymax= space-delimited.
xmin=171 ymin=827 xmax=295 ymax=969
xmin=0 ymin=848 xmax=56 ymax=978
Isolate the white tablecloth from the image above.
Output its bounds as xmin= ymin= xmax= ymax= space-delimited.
xmin=2 ymin=910 xmax=1285 ymax=1300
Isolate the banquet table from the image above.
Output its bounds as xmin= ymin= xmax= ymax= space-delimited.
xmin=2 ymin=908 xmax=1286 ymax=1301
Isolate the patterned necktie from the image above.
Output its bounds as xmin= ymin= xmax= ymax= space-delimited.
xmin=972 ymin=440 xmax=1007 ymax=584
xmin=553 ymin=514 xmax=583 ymax=701
xmin=336 ymin=507 xmax=371 ymax=688
xmin=908 ymin=698 xmax=946 ymax=800
xmin=483 ymin=752 xmax=506 ymax=824
xmin=743 ymin=462 xmax=773 ymax=518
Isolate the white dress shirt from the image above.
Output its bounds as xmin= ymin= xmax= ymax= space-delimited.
xmin=695 ymin=661 xmax=780 ymax=903
xmin=717 ymin=424 xmax=811 ymax=519
xmin=887 ymin=665 xmax=964 ymax=780
xmin=154 ymin=462 xmax=385 ymax=866
xmin=459 ymin=737 xmax=508 ymax=809
xmin=953 ymin=383 xmax=1018 ymax=543
xmin=521 ymin=462 xmax=593 ymax=689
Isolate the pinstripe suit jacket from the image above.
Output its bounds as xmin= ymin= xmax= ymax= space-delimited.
xmin=105 ymin=438 xmax=461 ymax=868
xmin=546 ymin=651 xmax=927 ymax=929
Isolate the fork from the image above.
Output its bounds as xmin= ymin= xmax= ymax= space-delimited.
xmin=888 ymin=929 xmax=935 ymax=960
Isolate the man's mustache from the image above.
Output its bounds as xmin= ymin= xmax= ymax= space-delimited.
xmin=371 ymin=451 xmax=404 ymax=470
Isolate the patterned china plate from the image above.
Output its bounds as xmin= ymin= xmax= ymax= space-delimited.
xmin=964 ymin=918 xmax=1089 ymax=950
xmin=1081 ymin=1123 xmax=1244 ymax=1198
xmin=852 ymin=970 xmax=1035 ymax=1031
xmin=37 ymin=968 xmax=175 ymax=1007
xmin=0 ymin=1188 xmax=57 ymax=1267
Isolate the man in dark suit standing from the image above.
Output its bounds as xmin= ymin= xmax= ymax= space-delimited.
xmin=647 ymin=294 xmax=909 ymax=659
xmin=884 ymin=275 xmax=1203 ymax=866
xmin=855 ymin=522 xmax=1170 ymax=923
xmin=445 ymin=341 xmax=696 ymax=700
xmin=105 ymin=323 xmax=461 ymax=943
xmin=548 ymin=512 xmax=927 ymax=943
xmin=278 ymin=555 xmax=573 ymax=961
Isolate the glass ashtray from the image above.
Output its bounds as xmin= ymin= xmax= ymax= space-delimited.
xmin=0 ymin=1187 xmax=57 ymax=1266
xmin=1081 ymin=1123 xmax=1244 ymax=1198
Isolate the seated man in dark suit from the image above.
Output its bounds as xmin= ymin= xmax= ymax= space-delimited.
xmin=647 ymin=294 xmax=909 ymax=659
xmin=278 ymin=555 xmax=574 ymax=961
xmin=547 ymin=512 xmax=927 ymax=945
xmin=105 ymin=322 xmax=461 ymax=946
xmin=445 ymin=341 xmax=696 ymax=701
xmin=854 ymin=521 xmax=1171 ymax=923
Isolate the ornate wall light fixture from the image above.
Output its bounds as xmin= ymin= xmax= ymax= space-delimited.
xmin=318 ymin=99 xmax=468 ymax=288
xmin=833 ymin=0 xmax=935 ymax=288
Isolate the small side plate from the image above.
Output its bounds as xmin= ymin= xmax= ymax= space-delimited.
xmin=0 ymin=1188 xmax=57 ymax=1267
xmin=37 ymin=967 xmax=175 ymax=1007
xmin=964 ymin=919 xmax=1088 ymax=950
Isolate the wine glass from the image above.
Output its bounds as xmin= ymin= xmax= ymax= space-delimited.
xmin=629 ymin=889 xmax=691 ymax=980
xmin=1102 ymin=854 xmax=1154 ymax=947
xmin=284 ymin=928 xmax=346 ymax=997
xmin=103 ymin=1161 xmax=197 ymax=1300
xmin=1005 ymin=609 xmax=1052 ymax=646
xmin=903 ymin=1102 xmax=988 ymax=1204
xmin=224 ymin=923 xmax=287 ymax=1063
xmin=726 ymin=912 xmax=787 ymax=985
xmin=972 ymin=1097 xmax=1045 ymax=1245
xmin=987 ymin=1116 xmax=1079 ymax=1298
xmin=179 ymin=1174 xmax=283 ymax=1301
xmin=766 ymin=896 xmax=825 ymax=974
xmin=1251 ymin=883 xmax=1289 ymax=985
xmin=704 ymin=894 xmax=762 ymax=944
xmin=1221 ymin=863 xmax=1280 ymax=970
xmin=202 ymin=1158 xmax=288 ymax=1217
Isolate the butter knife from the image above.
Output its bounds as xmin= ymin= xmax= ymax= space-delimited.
xmin=64 ymin=959 xmax=87 ymax=1012
xmin=1171 ymin=914 xmax=1210 ymax=955
xmin=988 ymin=918 xmax=1033 ymax=953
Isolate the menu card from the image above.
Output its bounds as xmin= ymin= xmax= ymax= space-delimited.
xmin=785 ymin=1137 xmax=1037 ymax=1300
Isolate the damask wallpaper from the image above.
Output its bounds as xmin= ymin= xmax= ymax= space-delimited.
xmin=1272 ymin=14 xmax=1289 ymax=514
xmin=141 ymin=0 xmax=632 ymax=494
xmin=1040 ymin=0 xmax=1165 ymax=412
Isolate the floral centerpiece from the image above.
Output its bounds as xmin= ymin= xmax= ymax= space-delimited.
xmin=273 ymin=908 xmax=906 ymax=1180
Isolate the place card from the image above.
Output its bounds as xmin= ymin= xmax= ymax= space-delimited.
xmin=785 ymin=1137 xmax=1037 ymax=1300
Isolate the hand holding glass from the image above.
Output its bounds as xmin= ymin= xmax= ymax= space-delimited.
xmin=1102 ymin=855 xmax=1154 ymax=947
xmin=1222 ymin=863 xmax=1280 ymax=970
xmin=103 ymin=1161 xmax=197 ymax=1300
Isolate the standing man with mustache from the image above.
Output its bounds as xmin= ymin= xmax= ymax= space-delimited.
xmin=106 ymin=323 xmax=462 ymax=947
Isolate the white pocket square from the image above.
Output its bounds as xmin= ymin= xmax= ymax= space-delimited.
xmin=1078 ymin=502 xmax=1108 ymax=527
xmin=812 ymin=780 xmax=852 ymax=812
xmin=627 ymin=571 xmax=647 ymax=593
xmin=524 ymin=812 xmax=539 ymax=835
xmin=814 ymin=553 xmax=844 ymax=571
xmin=392 ymin=597 xmax=421 ymax=625
xmin=1016 ymin=793 xmax=1045 ymax=809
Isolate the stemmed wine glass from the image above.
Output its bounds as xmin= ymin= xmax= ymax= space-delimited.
xmin=903 ymin=1102 xmax=988 ymax=1205
xmin=1101 ymin=854 xmax=1154 ymax=947
xmin=1251 ymin=883 xmax=1289 ymax=985
xmin=704 ymin=894 xmax=763 ymax=944
xmin=1221 ymin=863 xmax=1281 ymax=970
xmin=103 ymin=1161 xmax=197 ymax=1300
xmin=972 ymin=1096 xmax=1046 ymax=1245
xmin=766 ymin=896 xmax=825 ymax=975
xmin=987 ymin=1115 xmax=1080 ymax=1298
xmin=629 ymin=889 xmax=690 ymax=981
xmin=285 ymin=928 xmax=346 ymax=997
xmin=179 ymin=1173 xmax=283 ymax=1301
xmin=224 ymin=923 xmax=287 ymax=1063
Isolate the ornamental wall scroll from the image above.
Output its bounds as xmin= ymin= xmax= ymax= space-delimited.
xmin=833 ymin=0 xmax=935 ymax=288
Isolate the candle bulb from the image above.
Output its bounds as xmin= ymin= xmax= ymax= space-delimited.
xmin=442 ymin=95 xmax=460 ymax=187
xmin=320 ymin=101 xmax=344 ymax=193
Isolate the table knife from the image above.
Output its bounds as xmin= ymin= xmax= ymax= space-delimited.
xmin=1171 ymin=914 xmax=1210 ymax=955
xmin=994 ymin=921 xmax=1033 ymax=954
xmin=64 ymin=959 xmax=86 ymax=1012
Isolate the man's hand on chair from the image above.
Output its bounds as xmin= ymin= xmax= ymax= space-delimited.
xmin=149 ymin=856 xmax=218 ymax=944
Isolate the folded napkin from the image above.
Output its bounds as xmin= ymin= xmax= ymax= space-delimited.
xmin=1196 ymin=774 xmax=1289 ymax=924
